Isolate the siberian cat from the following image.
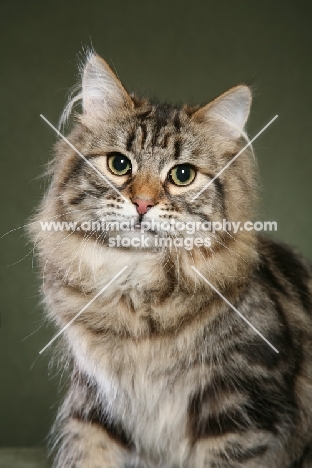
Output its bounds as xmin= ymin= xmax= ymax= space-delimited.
xmin=30 ymin=52 xmax=312 ymax=467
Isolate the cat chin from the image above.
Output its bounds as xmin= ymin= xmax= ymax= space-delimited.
xmin=102 ymin=230 xmax=162 ymax=250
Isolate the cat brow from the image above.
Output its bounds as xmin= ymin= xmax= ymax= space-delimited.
xmin=191 ymin=115 xmax=278 ymax=202
xmin=40 ymin=114 xmax=129 ymax=202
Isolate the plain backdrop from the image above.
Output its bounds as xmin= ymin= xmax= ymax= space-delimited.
xmin=1 ymin=0 xmax=311 ymax=446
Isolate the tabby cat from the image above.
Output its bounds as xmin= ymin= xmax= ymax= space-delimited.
xmin=30 ymin=52 xmax=312 ymax=467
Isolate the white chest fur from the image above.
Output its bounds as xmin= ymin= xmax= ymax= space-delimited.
xmin=66 ymin=321 xmax=207 ymax=464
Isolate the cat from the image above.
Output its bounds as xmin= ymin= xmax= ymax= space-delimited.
xmin=29 ymin=51 xmax=312 ymax=467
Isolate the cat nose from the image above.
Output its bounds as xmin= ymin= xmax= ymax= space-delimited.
xmin=132 ymin=197 xmax=155 ymax=215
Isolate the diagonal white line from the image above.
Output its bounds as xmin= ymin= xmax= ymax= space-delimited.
xmin=191 ymin=115 xmax=278 ymax=201
xmin=40 ymin=114 xmax=129 ymax=202
xmin=39 ymin=265 xmax=129 ymax=354
xmin=191 ymin=266 xmax=279 ymax=353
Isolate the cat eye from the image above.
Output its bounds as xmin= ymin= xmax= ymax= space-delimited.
xmin=107 ymin=153 xmax=132 ymax=176
xmin=168 ymin=164 xmax=196 ymax=186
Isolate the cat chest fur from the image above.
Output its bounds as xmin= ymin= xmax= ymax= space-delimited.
xmin=67 ymin=323 xmax=209 ymax=461
xmin=55 ymin=246 xmax=245 ymax=462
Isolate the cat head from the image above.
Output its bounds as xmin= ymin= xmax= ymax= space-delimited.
xmin=49 ymin=52 xmax=256 ymax=254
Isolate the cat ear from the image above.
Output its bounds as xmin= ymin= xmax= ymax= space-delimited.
xmin=192 ymin=86 xmax=252 ymax=140
xmin=82 ymin=53 xmax=133 ymax=116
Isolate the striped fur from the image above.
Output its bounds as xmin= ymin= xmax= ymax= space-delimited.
xmin=29 ymin=53 xmax=312 ymax=467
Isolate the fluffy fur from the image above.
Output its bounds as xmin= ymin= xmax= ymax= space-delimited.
xmin=29 ymin=53 xmax=312 ymax=467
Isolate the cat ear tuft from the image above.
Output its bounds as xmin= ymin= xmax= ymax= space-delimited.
xmin=82 ymin=53 xmax=133 ymax=116
xmin=193 ymin=86 xmax=252 ymax=140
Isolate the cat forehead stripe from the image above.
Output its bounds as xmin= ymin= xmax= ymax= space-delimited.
xmin=39 ymin=266 xmax=129 ymax=354
xmin=191 ymin=266 xmax=279 ymax=354
xmin=191 ymin=115 xmax=278 ymax=202
xmin=40 ymin=115 xmax=129 ymax=202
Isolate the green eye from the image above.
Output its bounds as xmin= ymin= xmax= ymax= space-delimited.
xmin=107 ymin=153 xmax=132 ymax=176
xmin=168 ymin=164 xmax=196 ymax=186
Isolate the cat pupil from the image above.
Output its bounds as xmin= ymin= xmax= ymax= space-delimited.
xmin=113 ymin=155 xmax=129 ymax=171
xmin=177 ymin=166 xmax=191 ymax=182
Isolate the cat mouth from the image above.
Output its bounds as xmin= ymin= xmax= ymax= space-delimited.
xmin=133 ymin=215 xmax=152 ymax=232
xmin=134 ymin=214 xmax=144 ymax=230
xmin=133 ymin=223 xmax=157 ymax=235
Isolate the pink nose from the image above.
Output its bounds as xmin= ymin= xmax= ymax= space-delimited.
xmin=132 ymin=197 xmax=155 ymax=215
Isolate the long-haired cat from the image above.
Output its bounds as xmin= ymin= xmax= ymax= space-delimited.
xmin=29 ymin=52 xmax=312 ymax=467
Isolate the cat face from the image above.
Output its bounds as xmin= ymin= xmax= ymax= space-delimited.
xmin=52 ymin=53 xmax=255 ymax=252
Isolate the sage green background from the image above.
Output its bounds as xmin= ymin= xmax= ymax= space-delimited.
xmin=1 ymin=0 xmax=311 ymax=447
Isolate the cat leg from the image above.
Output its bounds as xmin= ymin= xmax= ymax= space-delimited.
xmin=53 ymin=415 xmax=131 ymax=468
xmin=191 ymin=434 xmax=312 ymax=468
xmin=51 ymin=373 xmax=135 ymax=468
xmin=191 ymin=436 xmax=277 ymax=468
